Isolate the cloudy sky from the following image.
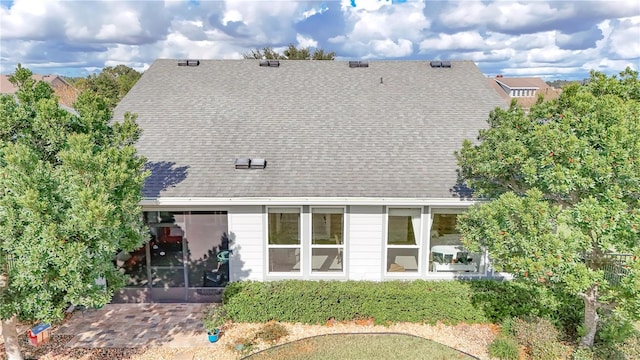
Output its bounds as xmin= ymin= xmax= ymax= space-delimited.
xmin=0 ymin=0 xmax=639 ymax=80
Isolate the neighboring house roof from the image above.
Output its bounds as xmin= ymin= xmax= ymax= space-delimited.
xmin=0 ymin=74 xmax=78 ymax=107
xmin=113 ymin=59 xmax=506 ymax=200
xmin=487 ymin=75 xmax=561 ymax=109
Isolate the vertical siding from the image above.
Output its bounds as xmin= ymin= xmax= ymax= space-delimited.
xmin=228 ymin=206 xmax=264 ymax=281
xmin=348 ymin=205 xmax=384 ymax=281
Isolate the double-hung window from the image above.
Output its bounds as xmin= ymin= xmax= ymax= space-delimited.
xmin=386 ymin=208 xmax=421 ymax=273
xmin=267 ymin=207 xmax=301 ymax=273
xmin=311 ymin=208 xmax=345 ymax=273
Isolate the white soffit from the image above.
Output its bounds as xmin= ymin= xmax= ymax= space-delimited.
xmin=140 ymin=197 xmax=483 ymax=207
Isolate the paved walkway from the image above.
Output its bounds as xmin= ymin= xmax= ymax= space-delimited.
xmin=55 ymin=303 xmax=216 ymax=348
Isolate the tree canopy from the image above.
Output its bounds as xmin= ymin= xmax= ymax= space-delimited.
xmin=73 ymin=65 xmax=142 ymax=109
xmin=0 ymin=64 xmax=148 ymax=360
xmin=456 ymin=68 xmax=640 ymax=347
xmin=243 ymin=44 xmax=336 ymax=60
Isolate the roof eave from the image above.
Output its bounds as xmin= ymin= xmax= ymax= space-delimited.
xmin=140 ymin=197 xmax=485 ymax=207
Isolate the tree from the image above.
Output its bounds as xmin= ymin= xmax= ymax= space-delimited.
xmin=77 ymin=65 xmax=142 ymax=109
xmin=0 ymin=65 xmax=148 ymax=360
xmin=243 ymin=43 xmax=336 ymax=60
xmin=455 ymin=68 xmax=640 ymax=348
xmin=546 ymin=79 xmax=583 ymax=89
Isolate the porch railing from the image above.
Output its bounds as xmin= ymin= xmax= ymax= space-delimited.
xmin=603 ymin=253 xmax=636 ymax=285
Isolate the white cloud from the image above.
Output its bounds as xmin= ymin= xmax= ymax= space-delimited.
xmin=334 ymin=0 xmax=429 ymax=57
xmin=296 ymin=34 xmax=318 ymax=49
xmin=95 ymin=10 xmax=144 ymax=42
xmin=461 ymin=50 xmax=513 ymax=63
xmin=0 ymin=0 xmax=638 ymax=80
xmin=0 ymin=0 xmax=65 ymax=40
xmin=342 ymin=0 xmax=388 ymax=12
xmin=500 ymin=66 xmax=583 ymax=78
xmin=526 ymin=47 xmax=578 ymax=64
xmin=607 ymin=16 xmax=640 ymax=58
xmin=301 ymin=3 xmax=328 ymax=19
xmin=222 ymin=10 xmax=244 ymax=26
xmin=156 ymin=32 xmax=242 ymax=60
xmin=370 ymin=38 xmax=413 ymax=57
xmin=345 ymin=1 xmax=429 ymax=42
xmin=419 ymin=31 xmax=486 ymax=51
xmin=439 ymin=0 xmax=640 ymax=34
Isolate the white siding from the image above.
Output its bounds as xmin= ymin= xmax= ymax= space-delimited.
xmin=228 ymin=206 xmax=264 ymax=281
xmin=348 ymin=206 xmax=384 ymax=281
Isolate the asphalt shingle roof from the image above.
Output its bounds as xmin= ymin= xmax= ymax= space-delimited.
xmin=113 ymin=59 xmax=506 ymax=199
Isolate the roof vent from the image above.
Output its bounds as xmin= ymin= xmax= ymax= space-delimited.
xmin=250 ymin=158 xmax=267 ymax=169
xmin=430 ymin=61 xmax=442 ymax=68
xmin=234 ymin=158 xmax=267 ymax=169
xmin=441 ymin=61 xmax=451 ymax=68
xmin=259 ymin=60 xmax=280 ymax=67
xmin=349 ymin=61 xmax=369 ymax=68
xmin=178 ymin=59 xmax=200 ymax=67
xmin=234 ymin=158 xmax=251 ymax=169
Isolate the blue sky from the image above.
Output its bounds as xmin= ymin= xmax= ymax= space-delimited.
xmin=0 ymin=0 xmax=639 ymax=79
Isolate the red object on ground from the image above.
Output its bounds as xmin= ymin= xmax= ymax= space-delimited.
xmin=28 ymin=323 xmax=51 ymax=346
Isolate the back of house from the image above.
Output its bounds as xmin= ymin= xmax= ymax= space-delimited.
xmin=111 ymin=59 xmax=506 ymax=303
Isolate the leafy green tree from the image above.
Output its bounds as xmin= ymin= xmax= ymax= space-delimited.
xmin=0 ymin=65 xmax=148 ymax=360
xmin=456 ymin=68 xmax=640 ymax=347
xmin=77 ymin=65 xmax=142 ymax=109
xmin=243 ymin=44 xmax=336 ymax=60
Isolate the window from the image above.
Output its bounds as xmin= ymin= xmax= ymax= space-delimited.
xmin=429 ymin=213 xmax=485 ymax=274
xmin=267 ymin=208 xmax=301 ymax=273
xmin=386 ymin=208 xmax=421 ymax=273
xmin=311 ymin=208 xmax=345 ymax=273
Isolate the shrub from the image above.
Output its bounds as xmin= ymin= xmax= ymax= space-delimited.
xmin=469 ymin=281 xmax=583 ymax=333
xmin=596 ymin=312 xmax=636 ymax=346
xmin=223 ymin=280 xmax=578 ymax=326
xmin=511 ymin=316 xmax=569 ymax=360
xmin=488 ymin=336 xmax=520 ymax=360
xmin=592 ymin=332 xmax=640 ymax=360
xmin=572 ymin=347 xmax=594 ymax=360
xmin=223 ymin=280 xmax=491 ymax=325
xmin=202 ymin=304 xmax=227 ymax=333
xmin=498 ymin=316 xmax=516 ymax=336
xmin=255 ymin=322 xmax=289 ymax=343
xmin=534 ymin=341 xmax=571 ymax=360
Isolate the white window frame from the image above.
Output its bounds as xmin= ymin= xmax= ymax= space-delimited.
xmin=266 ymin=206 xmax=303 ymax=275
xmin=428 ymin=208 xmax=487 ymax=276
xmin=310 ymin=207 xmax=346 ymax=275
xmin=385 ymin=207 xmax=422 ymax=276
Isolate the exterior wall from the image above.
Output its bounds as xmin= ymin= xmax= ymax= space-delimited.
xmin=228 ymin=205 xmax=264 ymax=282
xmin=139 ymin=203 xmax=497 ymax=284
xmin=347 ymin=206 xmax=384 ymax=281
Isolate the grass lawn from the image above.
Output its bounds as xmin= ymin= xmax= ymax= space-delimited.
xmin=244 ymin=333 xmax=475 ymax=360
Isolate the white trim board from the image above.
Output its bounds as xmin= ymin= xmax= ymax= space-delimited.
xmin=141 ymin=197 xmax=484 ymax=207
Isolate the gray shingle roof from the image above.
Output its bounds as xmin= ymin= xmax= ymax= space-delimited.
xmin=113 ymin=59 xmax=505 ymax=199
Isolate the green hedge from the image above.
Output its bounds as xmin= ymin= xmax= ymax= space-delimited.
xmin=221 ymin=280 xmax=583 ymax=327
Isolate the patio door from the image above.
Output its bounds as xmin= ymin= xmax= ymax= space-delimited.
xmin=149 ymin=213 xmax=188 ymax=302
xmin=149 ymin=211 xmax=230 ymax=302
xmin=114 ymin=211 xmax=229 ymax=303
xmin=185 ymin=212 xmax=229 ymax=302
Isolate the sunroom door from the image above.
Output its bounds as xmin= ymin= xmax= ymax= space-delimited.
xmin=149 ymin=212 xmax=187 ymax=301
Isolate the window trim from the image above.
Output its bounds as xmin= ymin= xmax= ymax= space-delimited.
xmin=427 ymin=208 xmax=487 ymax=276
xmin=309 ymin=206 xmax=346 ymax=275
xmin=266 ymin=206 xmax=303 ymax=275
xmin=384 ymin=207 xmax=422 ymax=276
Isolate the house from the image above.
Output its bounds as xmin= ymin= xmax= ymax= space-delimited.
xmin=111 ymin=59 xmax=506 ymax=302
xmin=0 ymin=74 xmax=78 ymax=107
xmin=487 ymin=75 xmax=561 ymax=110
